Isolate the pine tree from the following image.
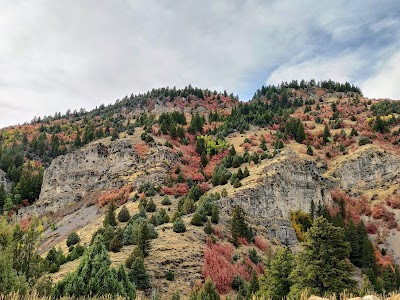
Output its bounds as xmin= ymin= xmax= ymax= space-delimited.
xmin=138 ymin=222 xmax=151 ymax=257
xmin=190 ymin=212 xmax=204 ymax=226
xmin=211 ymin=205 xmax=219 ymax=224
xmin=289 ymin=217 xmax=356 ymax=298
xmin=323 ymin=124 xmax=331 ymax=144
xmin=360 ymin=274 xmax=374 ymax=296
xmin=66 ymin=231 xmax=80 ymax=247
xmin=246 ymin=271 xmax=259 ymax=298
xmin=231 ymin=206 xmax=253 ymax=246
xmin=258 ymin=247 xmax=294 ymax=300
xmin=191 ymin=278 xmax=220 ymax=300
xmin=118 ymin=205 xmax=131 ymax=223
xmin=103 ymin=202 xmax=117 ymax=227
xmin=173 ymin=218 xmax=186 ymax=233
xmin=127 ymin=257 xmax=150 ymax=290
xmin=53 ymin=235 xmax=136 ymax=298
xmin=345 ymin=219 xmax=362 ymax=267
xmin=295 ymin=122 xmax=306 ymax=143
xmin=204 ymin=218 xmax=213 ymax=235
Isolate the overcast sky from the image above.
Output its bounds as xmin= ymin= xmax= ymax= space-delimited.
xmin=0 ymin=0 xmax=399 ymax=128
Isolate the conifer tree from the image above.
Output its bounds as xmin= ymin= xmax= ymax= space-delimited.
xmin=211 ymin=205 xmax=219 ymax=224
xmin=127 ymin=256 xmax=150 ymax=290
xmin=231 ymin=206 xmax=253 ymax=246
xmin=323 ymin=124 xmax=331 ymax=144
xmin=53 ymin=235 xmax=136 ymax=299
xmin=190 ymin=278 xmax=220 ymax=300
xmin=289 ymin=217 xmax=356 ymax=298
xmin=258 ymin=247 xmax=294 ymax=300
xmin=204 ymin=218 xmax=213 ymax=235
xmin=138 ymin=222 xmax=151 ymax=257
xmin=118 ymin=205 xmax=131 ymax=223
xmin=103 ymin=201 xmax=117 ymax=227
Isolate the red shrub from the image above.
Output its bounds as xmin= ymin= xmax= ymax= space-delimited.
xmin=202 ymin=240 xmax=251 ymax=294
xmin=98 ymin=185 xmax=132 ymax=207
xmin=372 ymin=203 xmax=387 ymax=220
xmin=134 ymin=142 xmax=149 ymax=157
xmin=238 ymin=237 xmax=249 ymax=246
xmin=386 ymin=194 xmax=400 ymax=209
xmin=254 ymin=236 xmax=268 ymax=252
xmin=365 ymin=222 xmax=378 ymax=234
xmin=161 ymin=183 xmax=189 ymax=196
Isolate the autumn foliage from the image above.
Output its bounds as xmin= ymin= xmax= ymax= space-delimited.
xmin=98 ymin=185 xmax=132 ymax=207
xmin=202 ymin=240 xmax=251 ymax=294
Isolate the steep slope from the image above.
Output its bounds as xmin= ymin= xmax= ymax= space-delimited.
xmin=22 ymin=132 xmax=179 ymax=217
xmin=216 ymin=148 xmax=334 ymax=246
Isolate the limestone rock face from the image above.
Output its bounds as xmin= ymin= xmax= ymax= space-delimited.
xmin=0 ymin=169 xmax=11 ymax=193
xmin=218 ymin=149 xmax=334 ymax=245
xmin=32 ymin=138 xmax=179 ymax=214
xmin=330 ymin=145 xmax=400 ymax=193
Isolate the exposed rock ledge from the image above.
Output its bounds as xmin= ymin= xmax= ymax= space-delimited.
xmin=217 ymin=149 xmax=334 ymax=246
xmin=21 ymin=137 xmax=179 ymax=216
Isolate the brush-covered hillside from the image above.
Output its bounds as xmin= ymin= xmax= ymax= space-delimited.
xmin=1 ymin=80 xmax=400 ymax=300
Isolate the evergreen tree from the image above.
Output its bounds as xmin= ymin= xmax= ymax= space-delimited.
xmin=204 ymin=218 xmax=213 ymax=235
xmin=53 ymin=235 xmax=136 ymax=299
xmin=190 ymin=278 xmax=220 ymax=300
xmin=103 ymin=202 xmax=117 ymax=227
xmin=145 ymin=198 xmax=156 ymax=212
xmin=258 ymin=247 xmax=294 ymax=300
xmin=118 ymin=205 xmax=131 ymax=223
xmin=138 ymin=222 xmax=151 ymax=257
xmin=246 ymin=271 xmax=259 ymax=299
xmin=231 ymin=206 xmax=253 ymax=246
xmin=127 ymin=257 xmax=150 ymax=290
xmin=289 ymin=217 xmax=356 ymax=298
xmin=173 ymin=218 xmax=186 ymax=233
xmin=66 ymin=231 xmax=80 ymax=247
xmin=295 ymin=122 xmax=306 ymax=143
xmin=323 ymin=124 xmax=331 ymax=144
xmin=345 ymin=219 xmax=362 ymax=267
xmin=211 ymin=205 xmax=219 ymax=224
xmin=190 ymin=212 xmax=204 ymax=226
xmin=360 ymin=274 xmax=374 ymax=296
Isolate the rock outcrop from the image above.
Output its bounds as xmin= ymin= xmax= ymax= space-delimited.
xmin=27 ymin=137 xmax=179 ymax=215
xmin=217 ymin=149 xmax=334 ymax=245
xmin=0 ymin=169 xmax=11 ymax=193
xmin=329 ymin=145 xmax=400 ymax=194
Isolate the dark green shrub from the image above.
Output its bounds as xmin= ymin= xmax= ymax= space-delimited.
xmin=173 ymin=218 xmax=186 ymax=233
xmin=66 ymin=231 xmax=80 ymax=247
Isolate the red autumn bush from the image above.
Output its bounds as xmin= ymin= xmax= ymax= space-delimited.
xmin=372 ymin=203 xmax=387 ymax=220
xmin=202 ymin=240 xmax=251 ymax=294
xmin=134 ymin=142 xmax=149 ymax=157
xmin=98 ymin=185 xmax=132 ymax=207
xmin=254 ymin=236 xmax=268 ymax=252
xmin=238 ymin=237 xmax=249 ymax=246
xmin=365 ymin=222 xmax=378 ymax=234
xmin=386 ymin=194 xmax=400 ymax=209
xmin=212 ymin=225 xmax=224 ymax=239
xmin=161 ymin=183 xmax=189 ymax=196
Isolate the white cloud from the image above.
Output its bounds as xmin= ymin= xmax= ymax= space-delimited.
xmin=361 ymin=52 xmax=400 ymax=100
xmin=266 ymin=53 xmax=365 ymax=86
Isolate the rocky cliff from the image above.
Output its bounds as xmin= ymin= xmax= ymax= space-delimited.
xmin=28 ymin=136 xmax=179 ymax=215
xmin=217 ymin=149 xmax=334 ymax=245
xmin=328 ymin=145 xmax=400 ymax=195
xmin=0 ymin=169 xmax=11 ymax=193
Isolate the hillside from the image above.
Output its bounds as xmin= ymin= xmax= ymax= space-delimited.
xmin=1 ymin=80 xmax=400 ymax=299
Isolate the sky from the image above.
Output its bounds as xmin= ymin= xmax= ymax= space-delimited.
xmin=0 ymin=0 xmax=399 ymax=128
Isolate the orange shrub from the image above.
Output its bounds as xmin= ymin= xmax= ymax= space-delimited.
xmin=98 ymin=185 xmax=132 ymax=207
xmin=254 ymin=236 xmax=269 ymax=252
